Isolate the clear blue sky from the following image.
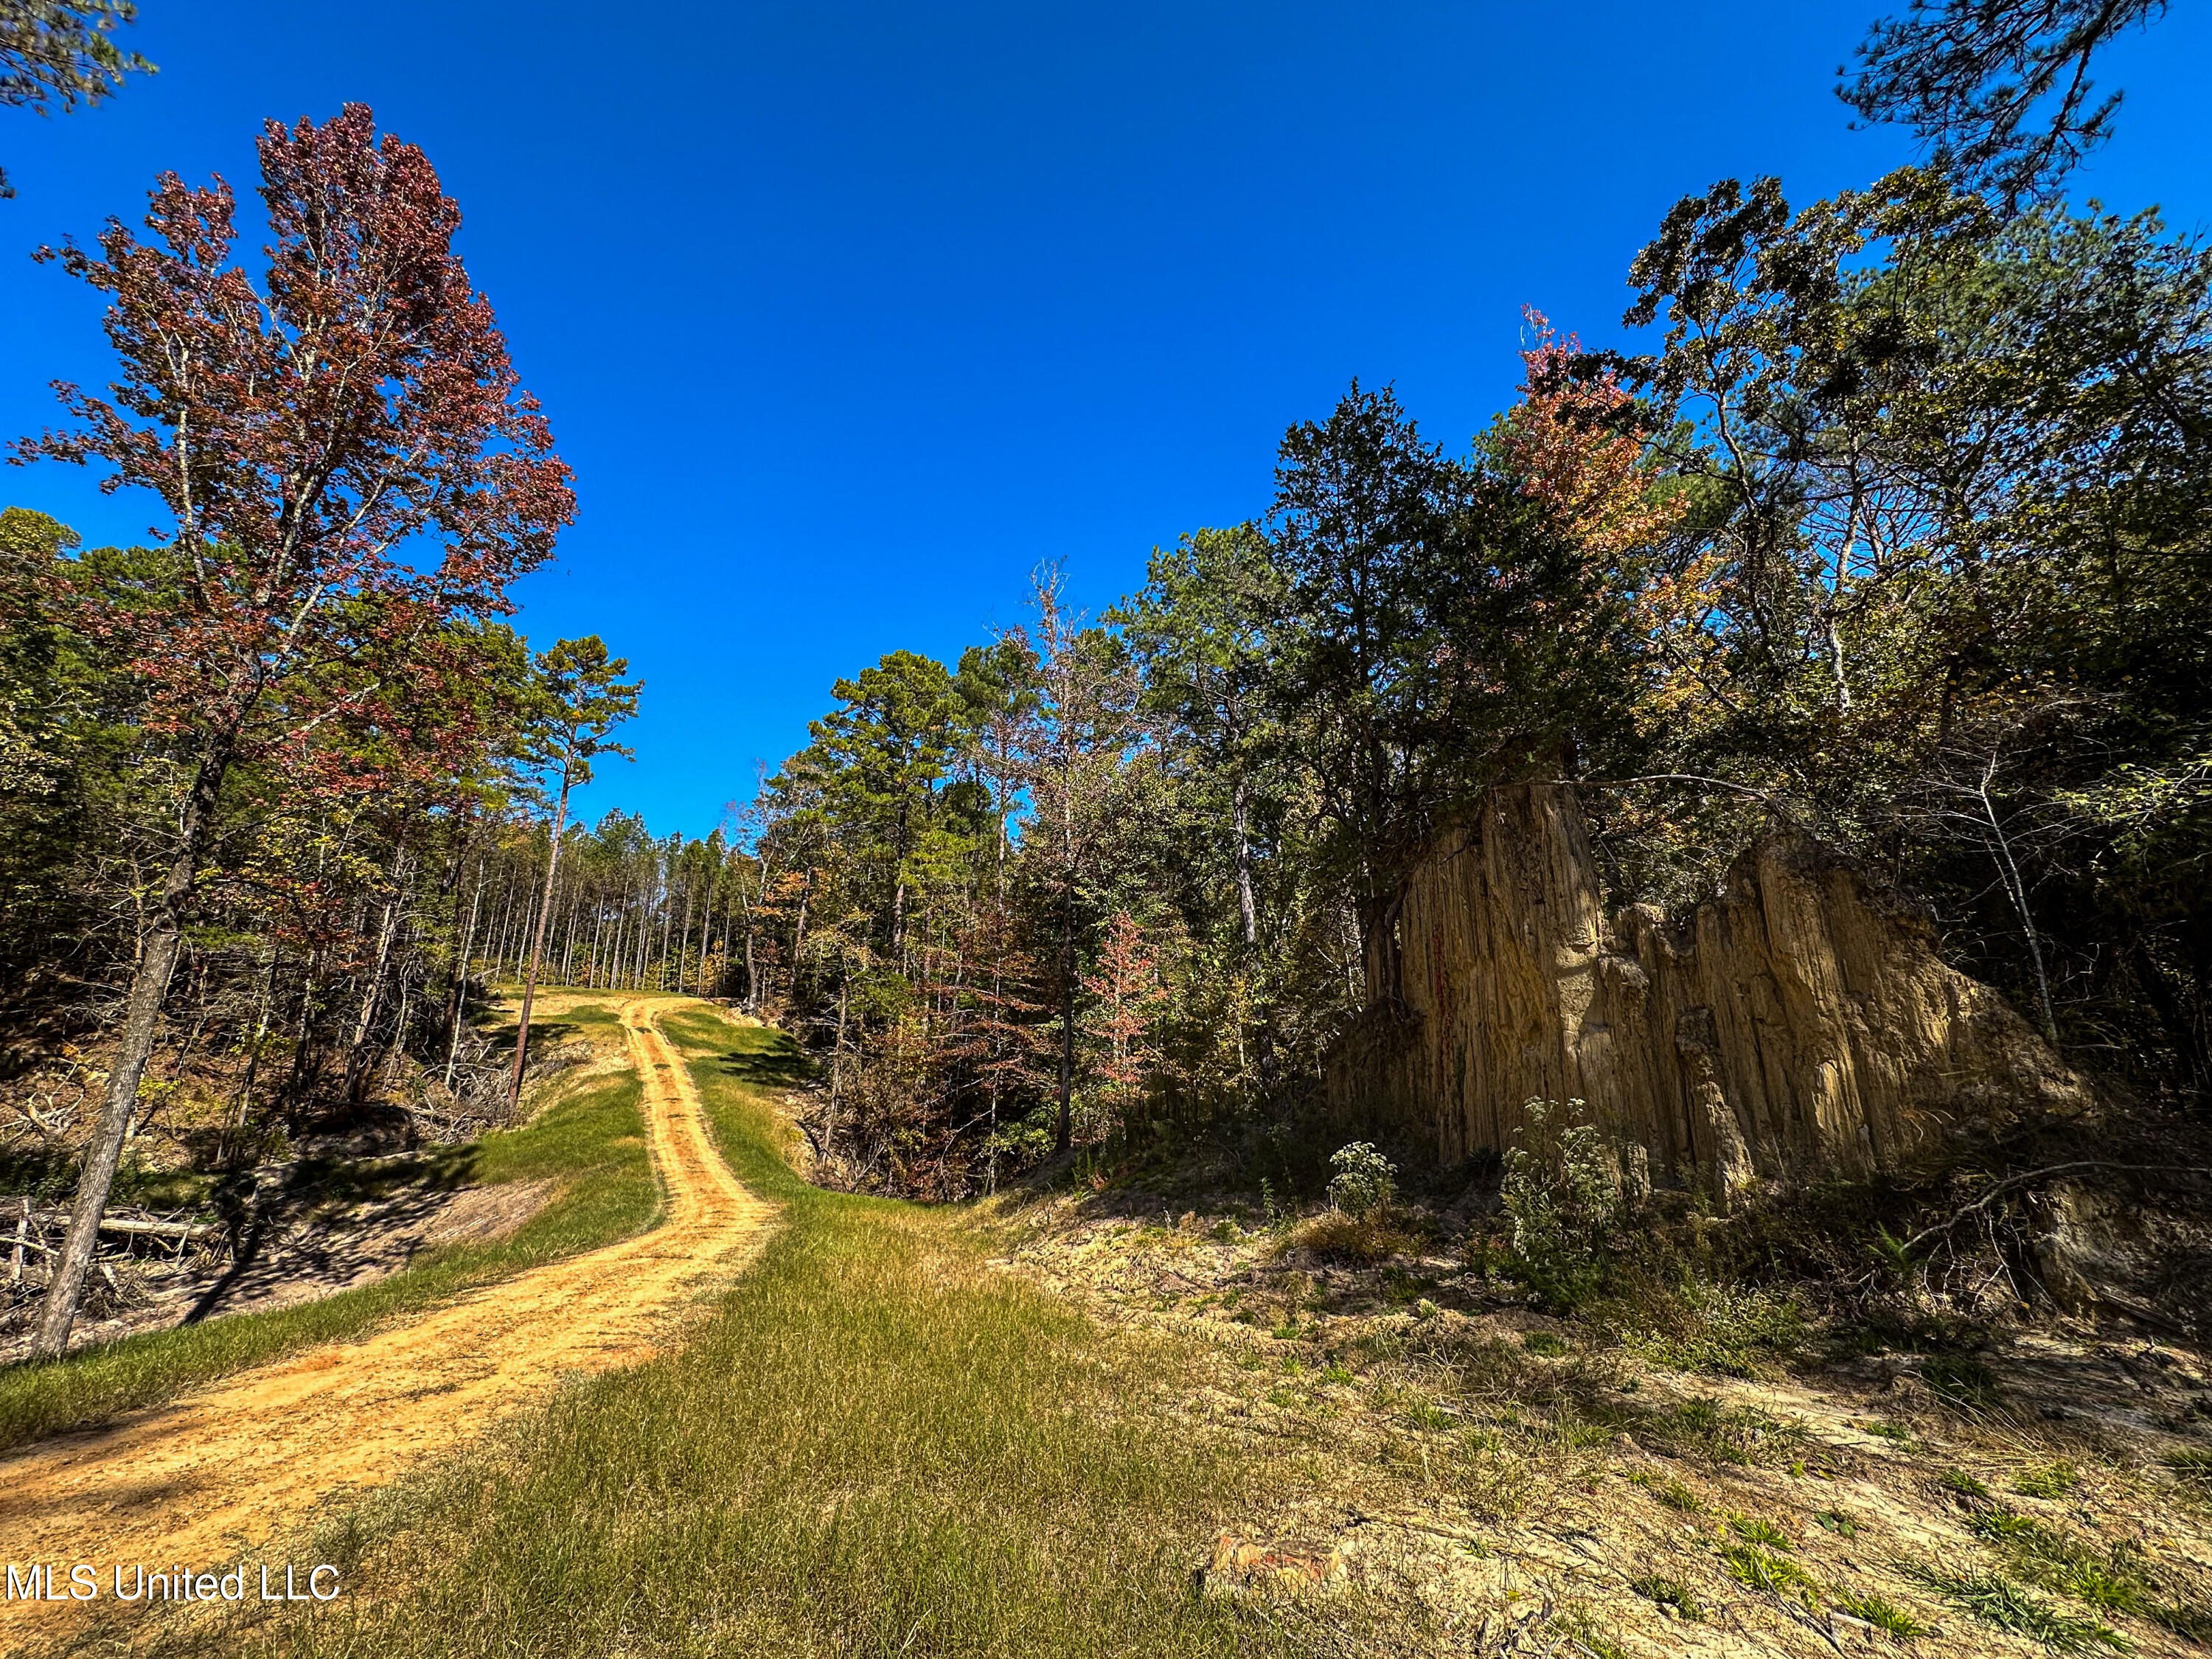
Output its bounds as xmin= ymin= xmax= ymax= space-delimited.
xmin=4 ymin=1 xmax=2207 ymax=837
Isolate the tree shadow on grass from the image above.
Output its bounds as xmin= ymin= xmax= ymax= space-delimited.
xmin=705 ymin=1044 xmax=818 ymax=1089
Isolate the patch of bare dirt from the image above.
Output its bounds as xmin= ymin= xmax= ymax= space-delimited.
xmin=997 ymin=1191 xmax=2212 ymax=1658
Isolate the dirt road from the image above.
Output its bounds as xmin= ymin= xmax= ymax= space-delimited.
xmin=0 ymin=998 xmax=771 ymax=1646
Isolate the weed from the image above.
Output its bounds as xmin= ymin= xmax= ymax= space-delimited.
xmin=1602 ymin=1275 xmax=1805 ymax=1378
xmin=1290 ymin=1207 xmax=1414 ymax=1265
xmin=1902 ymin=1561 xmax=2129 ymax=1652
xmin=1833 ymin=1587 xmax=1927 ymax=1637
xmin=2163 ymin=1447 xmax=2212 ymax=1489
xmin=1321 ymin=1365 xmax=1352 ymax=1385
xmin=1728 ymin=1514 xmax=1795 ymax=1550
xmin=1939 ymin=1468 xmax=1992 ymax=1499
xmin=1649 ymin=1475 xmax=1704 ymax=1512
xmin=1648 ymin=1395 xmax=1809 ymax=1467
xmin=1722 ymin=1543 xmax=1817 ymax=1599
xmin=1865 ymin=1419 xmax=1914 ymax=1444
xmin=1208 ymin=1219 xmax=1239 ymax=1244
xmin=1523 ymin=1331 xmax=1569 ymax=1357
xmin=1815 ymin=1508 xmax=1859 ymax=1537
xmin=1630 ymin=1573 xmax=1703 ymax=1620
xmin=2016 ymin=1461 xmax=2081 ymax=1500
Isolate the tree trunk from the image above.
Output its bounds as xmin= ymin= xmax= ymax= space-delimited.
xmin=1055 ymin=885 xmax=1075 ymax=1158
xmin=1231 ymin=777 xmax=1278 ymax=1090
xmin=509 ymin=778 xmax=574 ymax=1109
xmin=33 ymin=746 xmax=223 ymax=1358
xmin=695 ymin=876 xmax=716 ymax=998
xmin=789 ymin=870 xmax=812 ymax=1002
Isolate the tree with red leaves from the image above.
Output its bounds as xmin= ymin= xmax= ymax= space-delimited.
xmin=12 ymin=103 xmax=574 ymax=1357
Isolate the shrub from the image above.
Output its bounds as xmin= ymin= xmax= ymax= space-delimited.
xmin=1287 ymin=1207 xmax=1415 ymax=1265
xmin=1500 ymin=1098 xmax=1624 ymax=1312
xmin=1325 ymin=1141 xmax=1397 ymax=1219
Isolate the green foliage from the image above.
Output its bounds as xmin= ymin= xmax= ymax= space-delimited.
xmin=1901 ymin=1560 xmax=2130 ymax=1652
xmin=1722 ymin=1543 xmax=1816 ymax=1599
xmin=1500 ymin=1099 xmax=1622 ymax=1313
xmin=1632 ymin=1472 xmax=1703 ymax=1512
xmin=2016 ymin=1461 xmax=2081 ymax=1500
xmin=1940 ymin=1469 xmax=1993 ymax=1499
xmin=1834 ymin=1587 xmax=1927 ymax=1637
xmin=1325 ymin=1140 xmax=1397 ymax=1219
xmin=0 ymin=1 xmax=153 ymax=196
xmin=1728 ymin=1514 xmax=1795 ymax=1550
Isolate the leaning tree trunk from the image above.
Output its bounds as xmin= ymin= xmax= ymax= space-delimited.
xmin=33 ymin=747 xmax=224 ymax=1359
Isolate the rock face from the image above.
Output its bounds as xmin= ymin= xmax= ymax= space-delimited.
xmin=1324 ymin=784 xmax=2090 ymax=1188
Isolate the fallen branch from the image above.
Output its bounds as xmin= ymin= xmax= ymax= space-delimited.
xmin=25 ymin=1211 xmax=221 ymax=1243
xmin=1902 ymin=1162 xmax=2212 ymax=1256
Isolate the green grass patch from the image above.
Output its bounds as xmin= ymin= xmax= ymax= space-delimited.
xmin=1901 ymin=1561 xmax=2129 ymax=1652
xmin=1722 ymin=1543 xmax=1816 ymax=1599
xmin=2015 ymin=1461 xmax=2081 ymax=1500
xmin=1833 ymin=1587 xmax=1926 ymax=1637
xmin=0 ymin=1058 xmax=655 ymax=1454
xmin=1728 ymin=1513 xmax=1795 ymax=1550
xmin=151 ymin=1007 xmax=1307 ymax=1658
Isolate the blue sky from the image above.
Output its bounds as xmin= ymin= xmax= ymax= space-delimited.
xmin=3 ymin=1 xmax=2207 ymax=838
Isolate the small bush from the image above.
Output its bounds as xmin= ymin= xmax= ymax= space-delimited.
xmin=1325 ymin=1141 xmax=1397 ymax=1220
xmin=1287 ymin=1208 xmax=1415 ymax=1265
xmin=1500 ymin=1098 xmax=1624 ymax=1313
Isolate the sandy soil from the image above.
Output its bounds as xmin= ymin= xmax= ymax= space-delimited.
xmin=0 ymin=998 xmax=773 ymax=1650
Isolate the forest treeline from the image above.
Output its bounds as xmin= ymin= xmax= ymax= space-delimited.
xmin=719 ymin=162 xmax=2210 ymax=1195
xmin=10 ymin=164 xmax=2208 ymax=1213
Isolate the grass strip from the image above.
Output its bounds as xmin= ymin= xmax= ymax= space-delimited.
xmin=0 ymin=1012 xmax=655 ymax=1454
xmin=157 ymin=1007 xmax=1308 ymax=1659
